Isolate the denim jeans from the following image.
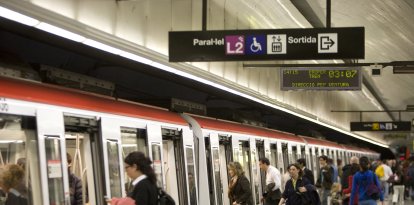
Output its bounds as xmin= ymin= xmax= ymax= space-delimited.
xmin=358 ymin=199 xmax=377 ymax=205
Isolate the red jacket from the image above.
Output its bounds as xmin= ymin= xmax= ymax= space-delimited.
xmin=342 ymin=175 xmax=358 ymax=205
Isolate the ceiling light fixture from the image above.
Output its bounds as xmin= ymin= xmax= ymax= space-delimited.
xmin=0 ymin=5 xmax=389 ymax=148
xmin=0 ymin=6 xmax=39 ymax=26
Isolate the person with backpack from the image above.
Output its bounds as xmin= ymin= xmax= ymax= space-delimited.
xmin=350 ymin=156 xmax=384 ymax=205
xmin=376 ymin=160 xmax=393 ymax=199
xmin=124 ymin=151 xmax=158 ymax=205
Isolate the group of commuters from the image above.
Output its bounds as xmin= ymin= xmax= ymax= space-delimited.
xmin=227 ymin=157 xmax=318 ymax=205
xmin=226 ymin=155 xmax=393 ymax=205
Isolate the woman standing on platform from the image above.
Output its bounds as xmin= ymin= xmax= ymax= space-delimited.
xmin=349 ymin=156 xmax=384 ymax=205
xmin=278 ymin=163 xmax=318 ymax=205
xmin=124 ymin=151 xmax=158 ymax=205
xmin=227 ymin=162 xmax=252 ymax=205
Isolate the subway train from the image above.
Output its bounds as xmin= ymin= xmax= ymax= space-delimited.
xmin=0 ymin=76 xmax=378 ymax=205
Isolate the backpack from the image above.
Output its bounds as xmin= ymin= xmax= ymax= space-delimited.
xmin=158 ymin=188 xmax=175 ymax=205
xmin=375 ymin=165 xmax=384 ymax=179
xmin=366 ymin=174 xmax=380 ymax=200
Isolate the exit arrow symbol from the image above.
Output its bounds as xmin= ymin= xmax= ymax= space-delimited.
xmin=324 ymin=38 xmax=335 ymax=48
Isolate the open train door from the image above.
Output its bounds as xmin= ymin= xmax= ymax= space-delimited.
xmin=231 ymin=136 xmax=262 ymax=205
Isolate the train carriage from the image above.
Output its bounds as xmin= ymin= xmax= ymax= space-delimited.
xmin=0 ymin=76 xmax=379 ymax=205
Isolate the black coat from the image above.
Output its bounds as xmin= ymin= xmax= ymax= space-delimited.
xmin=5 ymin=192 xmax=27 ymax=205
xmin=282 ymin=177 xmax=317 ymax=205
xmin=316 ymin=165 xmax=333 ymax=190
xmin=128 ymin=178 xmax=158 ymax=205
xmin=69 ymin=172 xmax=83 ymax=205
xmin=303 ymin=168 xmax=315 ymax=185
xmin=230 ymin=175 xmax=253 ymax=205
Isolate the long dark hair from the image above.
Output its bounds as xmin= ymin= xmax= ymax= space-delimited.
xmin=124 ymin=151 xmax=157 ymax=184
xmin=359 ymin=156 xmax=370 ymax=172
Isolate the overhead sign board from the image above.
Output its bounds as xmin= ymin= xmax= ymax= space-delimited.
xmin=281 ymin=67 xmax=362 ymax=90
xmin=169 ymin=27 xmax=364 ymax=62
xmin=350 ymin=121 xmax=412 ymax=131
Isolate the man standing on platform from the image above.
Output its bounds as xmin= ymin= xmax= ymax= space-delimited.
xmin=316 ymin=155 xmax=334 ymax=205
xmin=259 ymin=158 xmax=282 ymax=205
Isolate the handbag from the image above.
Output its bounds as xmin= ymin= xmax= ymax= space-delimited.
xmin=365 ymin=173 xmax=380 ymax=200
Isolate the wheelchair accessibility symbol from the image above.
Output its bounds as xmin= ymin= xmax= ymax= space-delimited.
xmin=246 ymin=35 xmax=266 ymax=55
xmin=250 ymin=37 xmax=262 ymax=52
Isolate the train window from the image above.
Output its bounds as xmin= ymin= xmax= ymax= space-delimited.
xmin=291 ymin=145 xmax=297 ymax=163
xmin=45 ymin=136 xmax=65 ymax=205
xmin=186 ymin=147 xmax=197 ymax=205
xmin=106 ymin=140 xmax=122 ymax=198
xmin=121 ymin=127 xmax=147 ymax=157
xmin=270 ymin=144 xmax=277 ymax=166
xmin=0 ymin=114 xmax=41 ymax=204
xmin=151 ymin=143 xmax=163 ymax=188
xmin=211 ymin=147 xmax=221 ymax=205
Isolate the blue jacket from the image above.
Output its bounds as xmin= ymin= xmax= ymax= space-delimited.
xmin=349 ymin=170 xmax=384 ymax=203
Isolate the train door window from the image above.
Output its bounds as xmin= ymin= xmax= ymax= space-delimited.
xmin=282 ymin=143 xmax=289 ymax=170
xmin=106 ymin=140 xmax=122 ymax=198
xmin=301 ymin=145 xmax=306 ymax=162
xmin=251 ymin=142 xmax=261 ymax=205
xmin=121 ymin=127 xmax=147 ymax=156
xmin=239 ymin=141 xmax=251 ymax=183
xmin=315 ymin=147 xmax=320 ymax=177
xmin=219 ymin=135 xmax=231 ymax=205
xmin=120 ymin=127 xmax=148 ymax=190
xmin=162 ymin=128 xmax=187 ymax=205
xmin=186 ymin=146 xmax=197 ymax=205
xmin=151 ymin=144 xmax=163 ymax=188
xmin=270 ymin=144 xmax=277 ymax=166
xmin=0 ymin=114 xmax=42 ymax=204
xmin=211 ymin=147 xmax=223 ymax=204
xmin=45 ymin=136 xmax=65 ymax=205
xmin=291 ymin=144 xmax=297 ymax=163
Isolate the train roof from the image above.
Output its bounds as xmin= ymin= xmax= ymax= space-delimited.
xmin=192 ymin=115 xmax=305 ymax=143
xmin=0 ymin=77 xmax=187 ymax=125
xmin=301 ymin=136 xmax=343 ymax=149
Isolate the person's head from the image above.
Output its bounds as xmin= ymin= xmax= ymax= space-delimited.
xmin=350 ymin=163 xmax=360 ymax=175
xmin=337 ymin=159 xmax=342 ymax=166
xmin=67 ymin=153 xmax=73 ymax=172
xmin=124 ymin=151 xmax=156 ymax=184
xmin=287 ymin=163 xmax=303 ymax=179
xmin=319 ymin=155 xmax=328 ymax=167
xmin=359 ymin=156 xmax=370 ymax=172
xmin=227 ymin=162 xmax=244 ymax=177
xmin=296 ymin=158 xmax=306 ymax=169
xmin=350 ymin=156 xmax=359 ymax=164
xmin=259 ymin=158 xmax=270 ymax=172
xmin=17 ymin=158 xmax=26 ymax=170
xmin=2 ymin=164 xmax=24 ymax=192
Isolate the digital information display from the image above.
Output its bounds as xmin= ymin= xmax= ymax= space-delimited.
xmin=280 ymin=67 xmax=362 ymax=90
